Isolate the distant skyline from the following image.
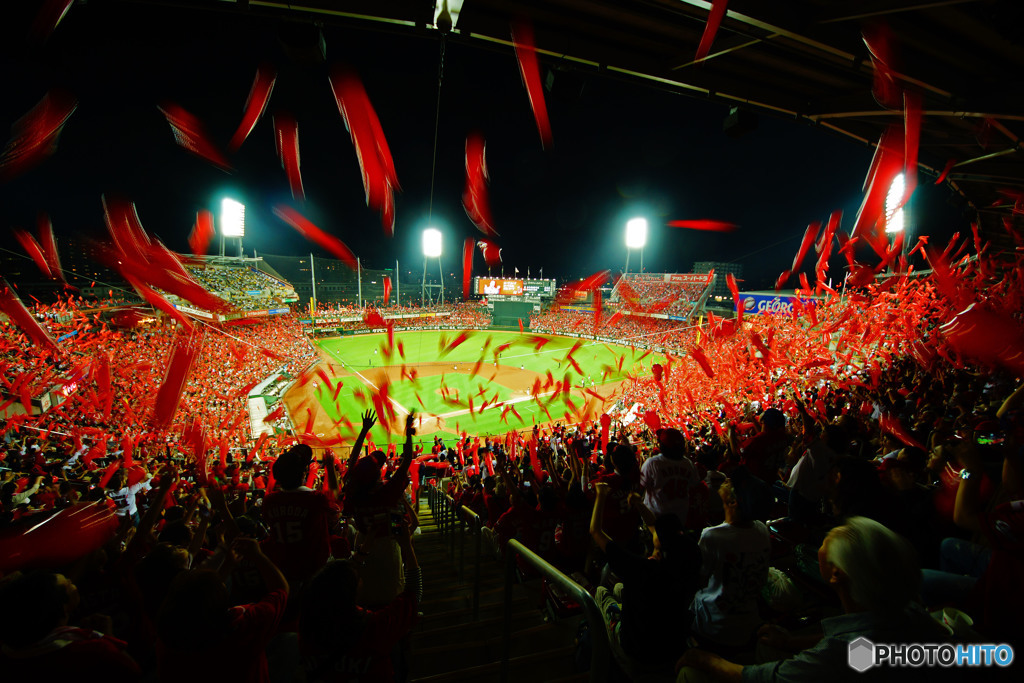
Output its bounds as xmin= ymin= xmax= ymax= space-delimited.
xmin=1 ymin=2 xmax=969 ymax=292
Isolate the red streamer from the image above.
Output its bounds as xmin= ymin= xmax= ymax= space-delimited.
xmin=273 ymin=206 xmax=358 ymax=270
xmin=228 ymin=63 xmax=277 ymax=152
xmin=462 ymin=237 xmax=474 ymax=301
xmin=188 ymin=209 xmax=215 ymax=257
xmin=667 ymin=219 xmax=737 ymax=232
xmin=157 ymin=102 xmax=231 ymax=172
xmin=695 ymin=0 xmax=729 ymax=63
xmin=511 ymin=20 xmax=553 ymax=150
xmin=274 ymin=113 xmax=305 ymax=201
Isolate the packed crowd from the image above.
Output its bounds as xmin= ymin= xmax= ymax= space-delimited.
xmin=439 ymin=362 xmax=1021 ymax=680
xmin=312 ymin=302 xmax=490 ymax=332
xmin=529 ymin=306 xmax=699 ymax=352
xmin=613 ymin=275 xmax=709 ymax=317
xmin=185 ymin=264 xmax=295 ymax=310
xmin=2 ymin=236 xmax=1024 ymax=681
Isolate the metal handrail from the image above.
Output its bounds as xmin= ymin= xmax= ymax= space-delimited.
xmin=459 ymin=505 xmax=482 ymax=620
xmin=444 ymin=493 xmax=458 ymax=557
xmin=500 ymin=539 xmax=609 ymax=683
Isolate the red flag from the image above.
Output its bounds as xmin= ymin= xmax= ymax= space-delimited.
xmin=511 ymin=20 xmax=553 ymax=149
xmin=463 ymin=131 xmax=499 ymax=236
xmin=328 ymin=66 xmax=399 ymax=235
xmin=151 ymin=330 xmax=203 ymax=429
xmin=0 ymin=279 xmax=59 ymax=352
xmin=14 ymin=229 xmax=52 ymax=278
xmin=0 ymin=90 xmax=77 ymax=181
xmin=476 ymin=238 xmax=502 ymax=267
xmin=644 ymin=410 xmax=662 ymax=434
xmin=383 ymin=275 xmax=392 ymax=303
xmin=934 ymin=158 xmax=956 ymax=185
xmin=188 ymin=209 xmax=215 ymax=257
xmin=791 ymin=221 xmax=821 ymax=273
xmin=37 ymin=214 xmax=64 ymax=282
xmin=689 ymin=346 xmax=715 ymax=379
xmin=694 ymin=0 xmax=729 ymax=63
xmin=273 ymin=206 xmax=358 ymax=269
xmin=157 ymin=102 xmax=231 ymax=172
xmin=273 ymin=113 xmax=304 ymax=201
xmin=462 ymin=237 xmax=474 ymax=300
xmin=529 ymin=438 xmax=544 ymax=481
xmin=667 ymin=219 xmax=737 ymax=232
xmin=228 ymin=63 xmax=277 ymax=152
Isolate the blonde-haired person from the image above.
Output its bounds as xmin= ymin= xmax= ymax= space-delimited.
xmin=676 ymin=516 xmax=947 ymax=682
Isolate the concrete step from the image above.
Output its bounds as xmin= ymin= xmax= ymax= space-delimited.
xmin=410 ymin=645 xmax=578 ymax=683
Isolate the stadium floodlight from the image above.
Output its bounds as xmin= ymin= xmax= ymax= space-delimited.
xmin=625 ymin=217 xmax=648 ymax=248
xmin=885 ymin=173 xmax=905 ymax=234
xmin=624 ymin=217 xmax=648 ymax=275
xmin=221 ymin=198 xmax=245 ymax=237
xmin=422 ymin=228 xmax=443 ymax=257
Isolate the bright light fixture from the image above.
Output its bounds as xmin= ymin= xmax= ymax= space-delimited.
xmin=221 ymin=198 xmax=245 ymax=237
xmin=433 ymin=0 xmax=464 ymax=31
xmin=422 ymin=228 xmax=442 ymax=257
xmin=625 ymin=217 xmax=648 ymax=248
xmin=885 ymin=173 xmax=905 ymax=234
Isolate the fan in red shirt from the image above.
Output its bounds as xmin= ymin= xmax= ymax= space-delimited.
xmin=260 ymin=444 xmax=340 ymax=585
xmin=727 ymin=408 xmax=790 ymax=482
xmin=0 ymin=572 xmax=141 ymax=681
xmin=300 ymin=516 xmax=423 ymax=682
xmin=589 ymin=444 xmax=643 ymax=553
xmin=155 ymin=538 xmax=289 ymax=683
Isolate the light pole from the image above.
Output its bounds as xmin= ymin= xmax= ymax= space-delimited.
xmin=422 ymin=228 xmax=442 ymax=306
xmin=624 ymin=217 xmax=647 ymax=275
xmin=221 ymin=198 xmax=245 ymax=259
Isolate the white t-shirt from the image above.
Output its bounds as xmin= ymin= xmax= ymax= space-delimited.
xmin=787 ymin=440 xmax=837 ymax=502
xmin=690 ymin=521 xmax=771 ymax=647
xmin=639 ymin=453 xmax=697 ymax=526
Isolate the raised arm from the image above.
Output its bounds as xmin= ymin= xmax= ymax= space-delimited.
xmin=346 ymin=410 xmax=377 ymax=476
xmin=391 ymin=412 xmax=417 ymax=482
xmin=589 ymin=481 xmax=612 ymax=552
xmin=323 ymin=449 xmax=340 ymax=498
xmin=997 ymin=381 xmax=1024 ymax=419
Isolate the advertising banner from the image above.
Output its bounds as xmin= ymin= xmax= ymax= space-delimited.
xmin=174 ymin=304 xmax=216 ymax=320
xmin=665 ymin=273 xmax=711 ymax=284
xmin=738 ymin=293 xmax=817 ymax=316
xmin=478 ymin=278 xmax=524 ymax=296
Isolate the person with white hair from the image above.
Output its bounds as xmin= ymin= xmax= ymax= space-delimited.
xmin=676 ymin=516 xmax=948 ymax=682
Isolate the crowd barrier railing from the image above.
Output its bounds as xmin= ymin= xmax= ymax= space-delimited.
xmin=500 ymin=539 xmax=609 ymax=683
xmin=426 ymin=487 xmax=607 ymax=677
xmin=458 ymin=505 xmax=482 ymax=621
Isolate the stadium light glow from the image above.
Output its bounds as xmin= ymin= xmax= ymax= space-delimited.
xmin=625 ymin=217 xmax=648 ymax=248
xmin=885 ymin=173 xmax=905 ymax=234
xmin=422 ymin=228 xmax=442 ymax=258
xmin=221 ymin=198 xmax=245 ymax=237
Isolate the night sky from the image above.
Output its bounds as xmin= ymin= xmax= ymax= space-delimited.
xmin=1 ymin=1 xmax=968 ymax=290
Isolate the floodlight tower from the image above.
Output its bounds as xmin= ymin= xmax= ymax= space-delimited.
xmin=885 ymin=173 xmax=909 ymax=270
xmin=624 ymin=217 xmax=648 ymax=276
xmin=221 ymin=198 xmax=245 ymax=259
xmin=422 ymin=228 xmax=443 ymax=305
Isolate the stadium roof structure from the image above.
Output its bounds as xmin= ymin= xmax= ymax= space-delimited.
xmin=119 ymin=0 xmax=1023 ymax=252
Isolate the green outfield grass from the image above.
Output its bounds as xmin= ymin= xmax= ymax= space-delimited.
xmin=307 ymin=329 xmax=659 ymax=445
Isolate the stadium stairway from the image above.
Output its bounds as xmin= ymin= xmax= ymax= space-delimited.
xmin=408 ymin=494 xmax=588 ymax=683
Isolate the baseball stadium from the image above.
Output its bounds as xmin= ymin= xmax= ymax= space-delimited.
xmin=2 ymin=2 xmax=1023 ymax=682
